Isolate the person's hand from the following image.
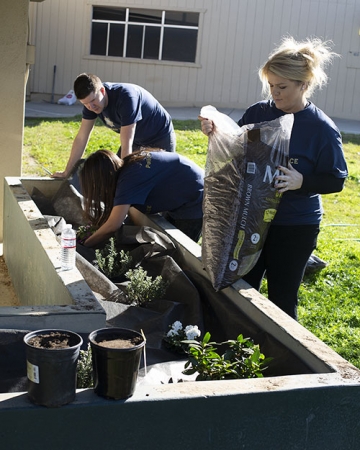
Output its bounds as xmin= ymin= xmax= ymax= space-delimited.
xmin=275 ymin=163 xmax=303 ymax=193
xmin=51 ymin=170 xmax=69 ymax=179
xmin=198 ymin=116 xmax=215 ymax=136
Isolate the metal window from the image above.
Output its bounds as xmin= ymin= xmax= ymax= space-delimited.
xmin=90 ymin=7 xmax=199 ymax=63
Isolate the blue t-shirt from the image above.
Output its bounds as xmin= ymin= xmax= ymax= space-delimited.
xmin=82 ymin=83 xmax=173 ymax=147
xmin=114 ymin=152 xmax=204 ymax=220
xmin=238 ymin=100 xmax=348 ymax=225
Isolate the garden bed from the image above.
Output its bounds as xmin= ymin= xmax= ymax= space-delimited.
xmin=3 ymin=177 xmax=360 ymax=378
xmin=1 ymin=177 xmax=360 ymax=449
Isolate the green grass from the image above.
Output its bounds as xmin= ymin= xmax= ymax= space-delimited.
xmin=23 ymin=116 xmax=360 ymax=369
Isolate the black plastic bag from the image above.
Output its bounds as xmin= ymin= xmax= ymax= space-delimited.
xmin=201 ymin=106 xmax=293 ymax=290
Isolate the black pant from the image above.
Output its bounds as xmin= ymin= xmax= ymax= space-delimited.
xmin=117 ymin=129 xmax=177 ymax=156
xmin=242 ymin=224 xmax=320 ymax=320
xmin=166 ymin=215 xmax=203 ymax=243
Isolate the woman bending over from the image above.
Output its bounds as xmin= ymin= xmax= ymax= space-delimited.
xmin=80 ymin=149 xmax=204 ymax=247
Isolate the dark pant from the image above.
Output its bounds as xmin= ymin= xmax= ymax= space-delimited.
xmin=166 ymin=216 xmax=203 ymax=243
xmin=118 ymin=129 xmax=177 ymax=155
xmin=153 ymin=129 xmax=176 ymax=153
xmin=242 ymin=224 xmax=320 ymax=320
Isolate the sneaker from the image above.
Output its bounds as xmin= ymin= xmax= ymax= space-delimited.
xmin=305 ymin=254 xmax=327 ymax=274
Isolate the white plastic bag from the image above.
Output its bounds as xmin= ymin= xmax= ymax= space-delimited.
xmin=58 ymin=89 xmax=77 ymax=106
xmin=200 ymin=106 xmax=294 ymax=291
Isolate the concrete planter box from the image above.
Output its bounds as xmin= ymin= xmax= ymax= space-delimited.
xmin=2 ymin=177 xmax=106 ymax=333
xmin=1 ymin=177 xmax=360 ymax=449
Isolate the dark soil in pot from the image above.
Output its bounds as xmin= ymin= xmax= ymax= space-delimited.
xmin=27 ymin=331 xmax=77 ymax=349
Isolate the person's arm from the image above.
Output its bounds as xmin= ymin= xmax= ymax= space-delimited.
xmin=52 ymin=118 xmax=96 ymax=178
xmin=119 ymin=123 xmax=137 ymax=158
xmin=83 ymin=204 xmax=131 ymax=247
xmin=276 ymin=164 xmax=345 ymax=194
xmin=300 ymin=173 xmax=345 ymax=194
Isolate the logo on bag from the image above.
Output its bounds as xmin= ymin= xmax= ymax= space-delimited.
xmin=263 ymin=209 xmax=277 ymax=222
xmin=233 ymin=230 xmax=245 ymax=259
xmin=264 ymin=165 xmax=281 ymax=185
xmin=251 ymin=233 xmax=260 ymax=244
xmin=247 ymin=162 xmax=256 ymax=174
xmin=229 ymin=260 xmax=238 ymax=272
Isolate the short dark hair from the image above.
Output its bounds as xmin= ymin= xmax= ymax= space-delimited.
xmin=73 ymin=73 xmax=103 ymax=100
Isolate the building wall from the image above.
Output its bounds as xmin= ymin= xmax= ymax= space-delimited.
xmin=0 ymin=0 xmax=30 ymax=242
xmin=29 ymin=0 xmax=360 ymax=120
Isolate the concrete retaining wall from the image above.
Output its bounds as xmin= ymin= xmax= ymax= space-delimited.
xmin=1 ymin=177 xmax=359 ymax=449
xmin=2 ymin=177 xmax=106 ymax=333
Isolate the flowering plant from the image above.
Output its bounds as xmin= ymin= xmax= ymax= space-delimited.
xmin=76 ymin=224 xmax=98 ymax=245
xmin=96 ymin=237 xmax=132 ymax=279
xmin=183 ymin=332 xmax=272 ymax=381
xmin=125 ymin=266 xmax=168 ymax=305
xmin=163 ymin=321 xmax=201 ymax=353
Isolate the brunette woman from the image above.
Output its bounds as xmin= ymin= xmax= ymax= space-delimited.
xmin=80 ymin=149 xmax=204 ymax=246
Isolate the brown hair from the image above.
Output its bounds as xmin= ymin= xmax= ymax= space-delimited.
xmin=259 ymin=36 xmax=338 ymax=98
xmin=73 ymin=73 xmax=103 ymax=100
xmin=79 ymin=149 xmax=152 ymax=226
xmin=80 ymin=150 xmax=122 ymax=226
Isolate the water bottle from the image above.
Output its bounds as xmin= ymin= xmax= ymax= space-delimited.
xmin=61 ymin=224 xmax=76 ymax=270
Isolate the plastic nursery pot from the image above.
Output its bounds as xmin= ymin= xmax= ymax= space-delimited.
xmin=24 ymin=329 xmax=83 ymax=408
xmin=89 ymin=327 xmax=145 ymax=400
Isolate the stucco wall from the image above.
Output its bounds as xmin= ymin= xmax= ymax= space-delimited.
xmin=0 ymin=0 xmax=29 ymax=242
xmin=28 ymin=0 xmax=360 ymax=120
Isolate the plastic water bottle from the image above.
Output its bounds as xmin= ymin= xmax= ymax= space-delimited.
xmin=61 ymin=225 xmax=76 ymax=270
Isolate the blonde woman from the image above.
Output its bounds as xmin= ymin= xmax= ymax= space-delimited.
xmin=200 ymin=36 xmax=348 ymax=319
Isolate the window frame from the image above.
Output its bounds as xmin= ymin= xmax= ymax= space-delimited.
xmin=89 ymin=6 xmax=201 ymax=64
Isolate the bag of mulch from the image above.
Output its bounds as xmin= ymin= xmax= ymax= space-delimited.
xmin=200 ymin=105 xmax=293 ymax=291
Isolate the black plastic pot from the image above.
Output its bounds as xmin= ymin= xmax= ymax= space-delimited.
xmin=89 ymin=327 xmax=145 ymax=400
xmin=24 ymin=329 xmax=83 ymax=407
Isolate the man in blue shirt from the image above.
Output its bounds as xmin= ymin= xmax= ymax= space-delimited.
xmin=52 ymin=73 xmax=176 ymax=178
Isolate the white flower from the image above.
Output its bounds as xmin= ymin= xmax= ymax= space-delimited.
xmin=166 ymin=329 xmax=177 ymax=338
xmin=164 ymin=322 xmax=201 ymax=353
xmin=184 ymin=325 xmax=201 ymax=340
xmin=172 ymin=321 xmax=183 ymax=332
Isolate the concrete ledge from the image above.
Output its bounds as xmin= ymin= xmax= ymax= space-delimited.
xmin=2 ymin=177 xmax=106 ymax=332
xmin=1 ymin=376 xmax=360 ymax=449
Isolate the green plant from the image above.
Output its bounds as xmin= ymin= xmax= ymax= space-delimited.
xmin=77 ymin=343 xmax=93 ymax=389
xmin=163 ymin=321 xmax=201 ymax=353
xmin=183 ymin=332 xmax=271 ymax=381
xmin=76 ymin=224 xmax=98 ymax=244
xmin=95 ymin=237 xmax=132 ymax=279
xmin=125 ymin=266 xmax=169 ymax=306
